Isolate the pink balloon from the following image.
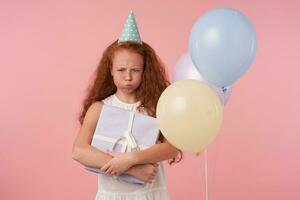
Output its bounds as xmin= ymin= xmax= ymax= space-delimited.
xmin=172 ymin=52 xmax=232 ymax=105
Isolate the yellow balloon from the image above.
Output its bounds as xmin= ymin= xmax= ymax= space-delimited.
xmin=156 ymin=80 xmax=223 ymax=153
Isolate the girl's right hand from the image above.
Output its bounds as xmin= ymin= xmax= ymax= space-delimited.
xmin=127 ymin=163 xmax=158 ymax=183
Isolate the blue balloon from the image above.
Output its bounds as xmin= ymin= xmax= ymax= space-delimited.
xmin=189 ymin=8 xmax=257 ymax=87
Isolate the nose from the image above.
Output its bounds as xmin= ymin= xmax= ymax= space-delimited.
xmin=125 ymin=70 xmax=132 ymax=81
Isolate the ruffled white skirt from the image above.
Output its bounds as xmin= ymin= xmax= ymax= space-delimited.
xmin=95 ymin=162 xmax=169 ymax=200
xmin=95 ymin=188 xmax=169 ymax=200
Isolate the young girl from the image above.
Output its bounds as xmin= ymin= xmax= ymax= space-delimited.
xmin=72 ymin=11 xmax=182 ymax=200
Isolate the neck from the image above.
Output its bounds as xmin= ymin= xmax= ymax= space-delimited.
xmin=115 ymin=91 xmax=138 ymax=104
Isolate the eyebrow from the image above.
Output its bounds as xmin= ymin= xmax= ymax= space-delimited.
xmin=116 ymin=66 xmax=143 ymax=69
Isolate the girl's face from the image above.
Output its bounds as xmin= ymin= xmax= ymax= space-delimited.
xmin=111 ymin=49 xmax=144 ymax=95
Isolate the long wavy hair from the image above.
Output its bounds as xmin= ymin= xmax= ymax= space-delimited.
xmin=78 ymin=40 xmax=182 ymax=165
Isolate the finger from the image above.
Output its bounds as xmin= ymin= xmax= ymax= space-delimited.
xmin=149 ymin=174 xmax=154 ymax=180
xmin=151 ymin=163 xmax=158 ymax=167
xmin=151 ymin=168 xmax=157 ymax=175
xmin=110 ymin=170 xmax=116 ymax=176
xmin=151 ymin=172 xmax=156 ymax=178
xmin=101 ymin=163 xmax=109 ymax=172
xmin=106 ymin=167 xmax=113 ymax=174
xmin=103 ymin=164 xmax=113 ymax=174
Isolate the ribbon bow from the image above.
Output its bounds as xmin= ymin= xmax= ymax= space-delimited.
xmin=111 ymin=130 xmax=139 ymax=152
xmin=111 ymin=105 xmax=140 ymax=152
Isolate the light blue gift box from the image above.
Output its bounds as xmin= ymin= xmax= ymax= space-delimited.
xmin=85 ymin=104 xmax=160 ymax=185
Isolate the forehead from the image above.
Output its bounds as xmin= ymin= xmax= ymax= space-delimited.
xmin=112 ymin=49 xmax=144 ymax=67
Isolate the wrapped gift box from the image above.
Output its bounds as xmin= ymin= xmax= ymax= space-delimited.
xmin=85 ymin=104 xmax=160 ymax=185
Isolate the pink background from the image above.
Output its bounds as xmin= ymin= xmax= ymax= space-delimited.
xmin=1 ymin=0 xmax=299 ymax=199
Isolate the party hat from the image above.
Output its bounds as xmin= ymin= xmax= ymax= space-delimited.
xmin=118 ymin=11 xmax=142 ymax=44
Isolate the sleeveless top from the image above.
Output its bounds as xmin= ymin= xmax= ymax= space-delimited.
xmin=95 ymin=94 xmax=169 ymax=200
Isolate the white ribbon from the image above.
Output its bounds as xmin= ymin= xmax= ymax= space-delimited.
xmin=93 ymin=134 xmax=148 ymax=150
xmin=111 ymin=130 xmax=139 ymax=152
xmin=111 ymin=104 xmax=140 ymax=152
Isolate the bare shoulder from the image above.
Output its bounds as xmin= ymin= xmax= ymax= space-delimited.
xmin=84 ymin=101 xmax=104 ymax=124
xmin=73 ymin=101 xmax=105 ymax=148
xmin=87 ymin=101 xmax=104 ymax=114
xmin=80 ymin=101 xmax=104 ymax=133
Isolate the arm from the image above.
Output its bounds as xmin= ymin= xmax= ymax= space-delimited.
xmin=131 ymin=138 xmax=180 ymax=165
xmin=72 ymin=101 xmax=113 ymax=168
xmin=101 ymin=138 xmax=180 ymax=175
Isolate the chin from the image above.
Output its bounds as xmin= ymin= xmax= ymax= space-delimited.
xmin=124 ymin=88 xmax=139 ymax=94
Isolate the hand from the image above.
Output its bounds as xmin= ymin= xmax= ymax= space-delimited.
xmin=101 ymin=151 xmax=137 ymax=176
xmin=127 ymin=163 xmax=159 ymax=184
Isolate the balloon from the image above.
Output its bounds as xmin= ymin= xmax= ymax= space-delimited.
xmin=156 ymin=80 xmax=223 ymax=153
xmin=172 ymin=52 xmax=232 ymax=105
xmin=189 ymin=8 xmax=257 ymax=87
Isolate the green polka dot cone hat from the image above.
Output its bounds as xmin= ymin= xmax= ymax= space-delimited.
xmin=118 ymin=11 xmax=142 ymax=44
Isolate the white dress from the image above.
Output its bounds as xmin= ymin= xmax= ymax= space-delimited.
xmin=95 ymin=94 xmax=169 ymax=200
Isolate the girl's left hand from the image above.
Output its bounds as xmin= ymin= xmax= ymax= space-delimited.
xmin=101 ymin=151 xmax=137 ymax=176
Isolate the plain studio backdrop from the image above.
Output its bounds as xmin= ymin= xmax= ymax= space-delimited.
xmin=1 ymin=0 xmax=299 ymax=199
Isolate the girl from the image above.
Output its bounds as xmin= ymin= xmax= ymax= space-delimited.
xmin=72 ymin=11 xmax=182 ymax=200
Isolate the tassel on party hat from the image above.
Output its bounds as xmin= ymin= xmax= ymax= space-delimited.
xmin=118 ymin=11 xmax=142 ymax=44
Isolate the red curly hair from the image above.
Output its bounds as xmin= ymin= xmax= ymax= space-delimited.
xmin=78 ymin=40 xmax=182 ymax=165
